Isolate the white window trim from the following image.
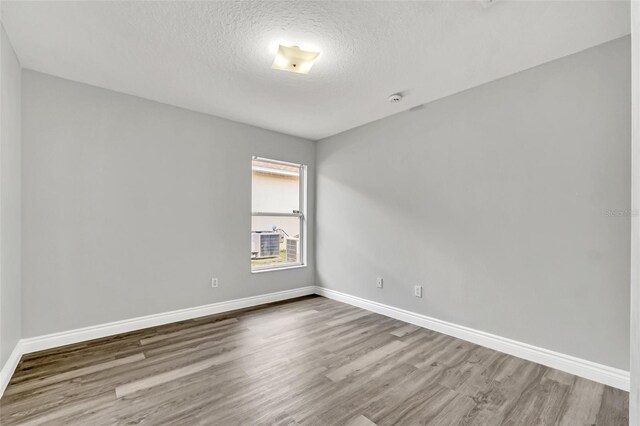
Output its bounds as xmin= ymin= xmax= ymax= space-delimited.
xmin=251 ymin=157 xmax=307 ymax=272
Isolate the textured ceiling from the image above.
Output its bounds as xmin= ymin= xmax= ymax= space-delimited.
xmin=1 ymin=1 xmax=630 ymax=140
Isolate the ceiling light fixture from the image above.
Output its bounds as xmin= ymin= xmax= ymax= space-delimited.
xmin=272 ymin=44 xmax=320 ymax=75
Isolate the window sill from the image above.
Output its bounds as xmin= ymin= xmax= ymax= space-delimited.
xmin=251 ymin=264 xmax=307 ymax=274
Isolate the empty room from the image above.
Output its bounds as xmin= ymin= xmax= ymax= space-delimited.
xmin=1 ymin=0 xmax=640 ymax=424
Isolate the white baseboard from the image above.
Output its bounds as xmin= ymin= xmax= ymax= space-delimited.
xmin=0 ymin=341 xmax=24 ymax=397
xmin=1 ymin=284 xmax=630 ymax=399
xmin=0 ymin=286 xmax=315 ymax=398
xmin=315 ymin=287 xmax=630 ymax=392
xmin=20 ymin=286 xmax=316 ymax=354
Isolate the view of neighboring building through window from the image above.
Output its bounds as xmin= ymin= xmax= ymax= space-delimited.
xmin=251 ymin=158 xmax=305 ymax=271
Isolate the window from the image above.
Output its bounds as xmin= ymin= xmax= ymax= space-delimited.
xmin=251 ymin=157 xmax=306 ymax=271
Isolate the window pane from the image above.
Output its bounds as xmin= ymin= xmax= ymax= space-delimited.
xmin=251 ymin=215 xmax=301 ymax=269
xmin=252 ymin=160 xmax=299 ymax=213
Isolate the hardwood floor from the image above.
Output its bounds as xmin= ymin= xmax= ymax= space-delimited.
xmin=0 ymin=296 xmax=629 ymax=425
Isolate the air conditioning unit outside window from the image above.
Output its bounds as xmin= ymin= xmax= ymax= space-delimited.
xmin=286 ymin=237 xmax=300 ymax=263
xmin=251 ymin=232 xmax=280 ymax=258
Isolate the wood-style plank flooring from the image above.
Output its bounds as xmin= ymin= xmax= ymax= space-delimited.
xmin=0 ymin=296 xmax=629 ymax=425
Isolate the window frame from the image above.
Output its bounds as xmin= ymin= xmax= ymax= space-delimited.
xmin=251 ymin=156 xmax=307 ymax=273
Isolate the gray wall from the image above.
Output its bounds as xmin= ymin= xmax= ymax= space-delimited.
xmin=630 ymin=5 xmax=639 ymax=422
xmin=316 ymin=36 xmax=631 ymax=370
xmin=0 ymin=25 xmax=21 ymax=366
xmin=21 ymin=70 xmax=315 ymax=337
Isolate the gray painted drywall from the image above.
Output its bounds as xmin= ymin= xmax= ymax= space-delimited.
xmin=630 ymin=4 xmax=639 ymax=423
xmin=316 ymin=36 xmax=631 ymax=370
xmin=21 ymin=70 xmax=315 ymax=337
xmin=0 ymin=24 xmax=22 ymax=366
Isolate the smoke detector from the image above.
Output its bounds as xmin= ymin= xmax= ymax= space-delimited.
xmin=388 ymin=93 xmax=403 ymax=103
xmin=480 ymin=0 xmax=500 ymax=8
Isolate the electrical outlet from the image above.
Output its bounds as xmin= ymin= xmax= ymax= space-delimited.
xmin=414 ymin=285 xmax=422 ymax=298
xmin=376 ymin=277 xmax=384 ymax=288
xmin=211 ymin=278 xmax=219 ymax=288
